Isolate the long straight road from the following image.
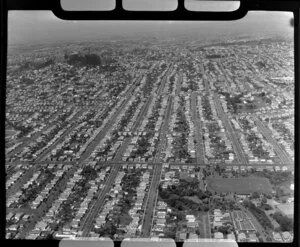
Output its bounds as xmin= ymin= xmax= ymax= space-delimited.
xmin=239 ymin=204 xmax=268 ymax=242
xmin=175 ymin=71 xmax=182 ymax=95
xmin=149 ymin=179 xmax=161 ymax=237
xmin=140 ymin=98 xmax=173 ymax=237
xmin=80 ymin=164 xmax=121 ymax=236
xmin=217 ymin=60 xmax=234 ymax=94
xmin=155 ymin=96 xmax=173 ymax=162
xmin=202 ymin=213 xmax=211 ymax=238
xmin=191 ymin=92 xmax=206 ymax=164
xmin=140 ymin=164 xmax=162 ymax=237
xmin=156 ymin=63 xmax=173 ymax=95
xmin=140 ymin=81 xmax=173 ymax=236
xmin=213 ymin=93 xmax=248 ymax=164
xmin=7 ymin=160 xmax=293 ymax=168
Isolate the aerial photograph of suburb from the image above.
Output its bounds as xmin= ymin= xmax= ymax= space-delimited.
xmin=6 ymin=5 xmax=294 ymax=243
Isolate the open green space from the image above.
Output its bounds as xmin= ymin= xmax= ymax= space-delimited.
xmin=206 ymin=177 xmax=272 ymax=194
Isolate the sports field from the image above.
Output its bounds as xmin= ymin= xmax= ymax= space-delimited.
xmin=206 ymin=177 xmax=272 ymax=194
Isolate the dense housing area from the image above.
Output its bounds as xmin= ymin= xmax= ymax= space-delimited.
xmin=6 ymin=37 xmax=294 ymax=242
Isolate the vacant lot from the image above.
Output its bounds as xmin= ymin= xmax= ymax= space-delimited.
xmin=206 ymin=177 xmax=272 ymax=194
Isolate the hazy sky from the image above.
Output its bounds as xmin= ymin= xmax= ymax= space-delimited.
xmin=8 ymin=10 xmax=293 ymax=45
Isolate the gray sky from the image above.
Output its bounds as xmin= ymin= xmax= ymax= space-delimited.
xmin=8 ymin=10 xmax=293 ymax=45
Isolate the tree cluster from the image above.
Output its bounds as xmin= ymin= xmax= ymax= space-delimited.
xmin=254 ymin=170 xmax=293 ymax=186
xmin=217 ymin=223 xmax=233 ymax=235
xmin=243 ymin=200 xmax=273 ymax=230
xmin=272 ymin=212 xmax=293 ymax=231
xmin=159 ymin=179 xmax=210 ymax=212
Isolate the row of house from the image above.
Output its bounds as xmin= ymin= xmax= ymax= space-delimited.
xmin=125 ymin=171 xmax=151 ymax=236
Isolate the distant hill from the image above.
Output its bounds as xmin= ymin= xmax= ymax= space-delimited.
xmin=65 ymin=52 xmax=102 ymax=67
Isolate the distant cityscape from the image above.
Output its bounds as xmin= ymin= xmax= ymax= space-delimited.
xmin=6 ymin=35 xmax=294 ymax=242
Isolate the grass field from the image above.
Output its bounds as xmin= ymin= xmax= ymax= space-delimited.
xmin=206 ymin=177 xmax=272 ymax=194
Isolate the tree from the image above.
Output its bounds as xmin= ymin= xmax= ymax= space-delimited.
xmin=218 ymin=225 xmax=232 ymax=235
xmin=264 ymin=193 xmax=272 ymax=199
xmin=98 ymin=221 xmax=117 ymax=238
xmin=251 ymin=191 xmax=260 ymax=199
xmin=165 ymin=228 xmax=176 ymax=239
xmin=260 ymin=203 xmax=272 ymax=211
